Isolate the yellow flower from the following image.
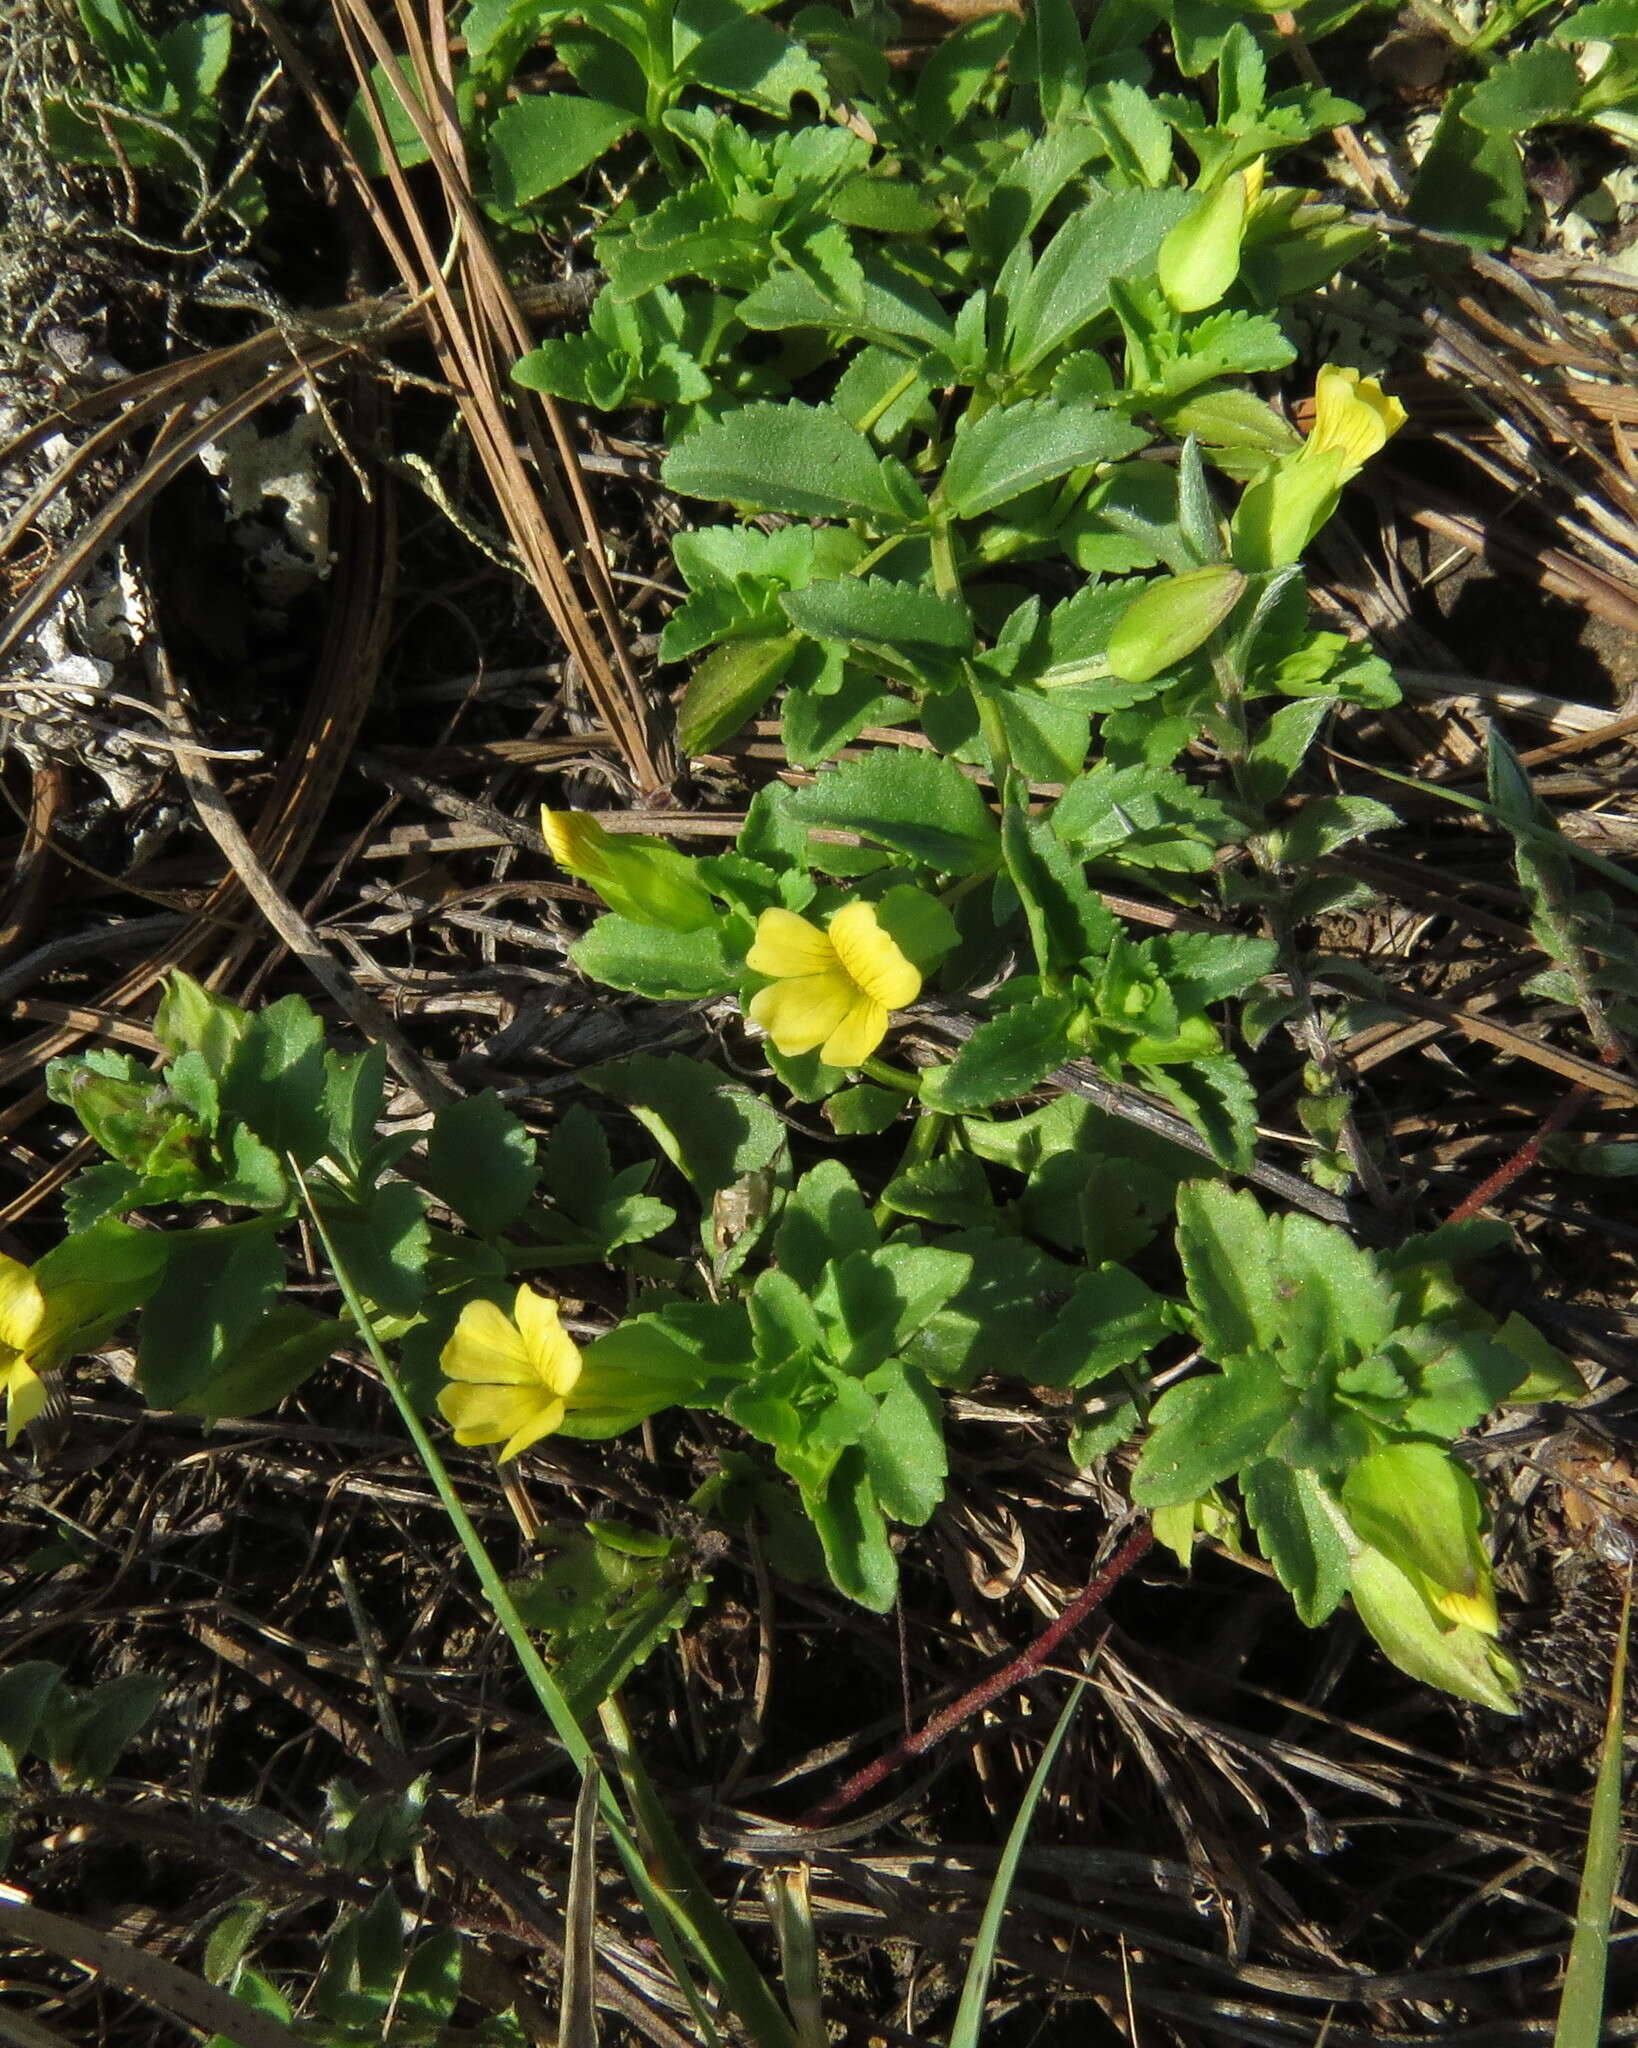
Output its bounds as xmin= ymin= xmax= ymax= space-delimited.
xmin=1231 ymin=364 xmax=1407 ymax=570
xmin=438 ymin=1286 xmax=583 ymax=1462
xmin=746 ymin=902 xmax=921 ymax=1068
xmin=1309 ymin=363 xmax=1407 ymax=473
xmin=541 ymin=808 xmax=714 ymax=930
xmin=0 ymin=1254 xmax=49 ymax=1447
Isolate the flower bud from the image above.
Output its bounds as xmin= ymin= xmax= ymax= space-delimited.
xmin=541 ymin=809 xmax=715 ymax=930
xmin=1158 ymin=169 xmax=1252 ymax=314
xmin=1231 ymin=365 xmax=1407 ymax=570
xmin=1106 ymin=564 xmax=1246 ymax=684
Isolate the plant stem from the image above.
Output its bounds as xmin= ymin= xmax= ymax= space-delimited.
xmin=799 ymin=1521 xmax=1153 ymax=1827
xmin=293 ymin=1162 xmax=795 ymax=2048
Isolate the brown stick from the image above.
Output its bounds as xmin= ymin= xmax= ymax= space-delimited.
xmin=799 ymin=1523 xmax=1154 ymax=1829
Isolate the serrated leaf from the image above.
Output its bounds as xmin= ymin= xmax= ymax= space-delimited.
xmin=1242 ymin=1461 xmax=1350 ymax=1626
xmin=218 ymin=995 xmax=329 ymax=1165
xmin=570 ymin=915 xmax=738 ymax=1000
xmin=1174 ymin=1179 xmax=1278 ymax=1362
xmin=487 ymin=94 xmax=635 ymax=208
xmin=808 ymin=1448 xmax=899 ymax=1610
xmin=941 ymin=401 xmax=1149 ymax=519
xmin=313 ymin=1181 xmax=430 ymax=1317
xmin=1132 ymin=1358 xmax=1295 ymax=1507
xmin=781 ymin=578 xmax=973 ymax=671
xmin=859 ymin=1367 xmax=947 ymax=1525
xmin=590 ymin=1053 xmax=782 ymax=1198
xmin=138 ymin=1221 xmax=284 ymax=1408
xmin=175 ymin=1304 xmax=342 ymax=1421
xmin=786 ymin=747 xmax=999 ymax=872
xmin=663 ymin=402 xmax=924 ymax=527
xmin=509 ymin=1523 xmax=709 ymax=1719
xmin=1005 ymin=187 xmax=1192 ymax=374
xmin=1407 ymin=88 xmax=1528 ymax=247
xmin=1464 ymin=44 xmax=1582 ymax=133
xmin=422 ymin=1091 xmax=539 ymax=1238
xmin=922 ymin=995 xmax=1075 ymax=1111
xmin=1029 ymin=1263 xmax=1171 ymax=1388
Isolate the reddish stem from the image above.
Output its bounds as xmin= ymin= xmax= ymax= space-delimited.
xmin=800 ymin=1523 xmax=1154 ymax=1829
xmin=1444 ymin=1083 xmax=1591 ymax=1226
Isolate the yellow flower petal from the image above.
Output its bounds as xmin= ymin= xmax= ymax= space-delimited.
xmin=827 ymin=902 xmax=921 ymax=1010
xmin=1310 ymin=365 xmax=1406 ymax=477
xmin=820 ymin=994 xmax=889 ymax=1069
xmin=440 ymin=1298 xmax=536 ymax=1385
xmin=2 ymin=1357 xmax=47 ymax=1446
xmin=439 ymin=1379 xmax=541 ymax=1446
xmin=513 ymin=1286 xmax=582 ymax=1399
xmin=748 ymin=972 xmax=855 ymax=1058
xmin=499 ymin=1398 xmax=568 ymax=1463
xmin=0 ymin=1255 xmax=45 ymax=1357
xmin=747 ymin=908 xmax=836 ymax=980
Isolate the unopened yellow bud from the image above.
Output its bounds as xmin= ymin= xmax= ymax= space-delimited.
xmin=541 ymin=808 xmax=715 ymax=930
xmin=1158 ymin=171 xmax=1252 ymax=314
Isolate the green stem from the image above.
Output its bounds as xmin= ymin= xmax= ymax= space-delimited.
xmin=856 ymin=364 xmax=920 ymax=439
xmin=292 ymin=1162 xmax=795 ymax=2048
xmin=860 ymin=1057 xmax=922 ymax=1094
xmin=930 ymin=520 xmax=962 ymax=602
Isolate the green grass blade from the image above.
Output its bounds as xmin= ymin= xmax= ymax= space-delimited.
xmin=295 ymin=1165 xmax=795 ymax=2048
xmin=1554 ymin=1572 xmax=1632 ymax=2048
xmin=947 ymin=1680 xmax=1086 ymax=2048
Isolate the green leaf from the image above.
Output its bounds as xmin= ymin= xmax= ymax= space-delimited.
xmin=487 ymin=93 xmax=636 ymax=209
xmin=1174 ymin=1179 xmax=1277 ymax=1362
xmin=218 ymin=995 xmax=329 ymax=1165
xmin=1465 ymin=44 xmax=1582 ymax=133
xmin=859 ymin=1367 xmax=947 ymax=1525
xmin=321 ymin=1042 xmax=388 ymax=1181
xmin=1269 ymin=794 xmax=1397 ymax=867
xmin=1029 ymin=1263 xmax=1171 ymax=1388
xmin=678 ymin=633 xmax=799 ymax=755
xmin=737 ymin=260 xmax=954 ymax=351
xmin=1005 ymin=187 xmax=1192 ymax=375
xmin=570 ymin=914 xmax=738 ymax=1000
xmin=941 ymin=401 xmax=1149 ymax=519
xmin=774 ymin=1160 xmax=878 ymax=1290
xmin=880 ymin=1154 xmax=996 ymax=1230
xmin=1407 ymin=89 xmax=1528 ymax=248
xmin=0 ymin=1664 xmax=66 ymax=1763
xmin=423 ymin=1091 xmax=539 ymax=1238
xmin=312 ymin=1181 xmax=430 ymax=1317
xmin=1001 ymin=805 xmax=1115 ymax=979
xmin=780 ymin=579 xmax=973 ymax=671
xmin=1347 ymin=1544 xmax=1519 ymax=1713
xmin=807 ymin=1448 xmax=898 ymax=1610
xmin=663 ymin=402 xmax=924 ymax=527
xmin=922 ymin=995 xmax=1075 ymax=1111
xmin=138 ymin=1221 xmax=284 ymax=1408
xmin=1241 ymin=1461 xmax=1349 ymax=1626
xmin=175 ymin=1304 xmax=342 ymax=1421
xmin=785 ymin=747 xmax=999 ymax=873
xmin=1131 ymin=1358 xmax=1295 ymax=1507
xmin=825 ymin=1084 xmax=904 ymax=1135
xmin=157 ymin=12 xmax=231 ymax=110
xmin=30 ymin=1220 xmax=167 ymax=1369
xmin=47 ymin=1673 xmax=164 ymax=1789
xmin=509 ymin=1522 xmax=710 ymax=1719
xmin=673 ymin=0 xmax=831 ymax=113
xmin=590 ymin=1053 xmax=783 ymax=1198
